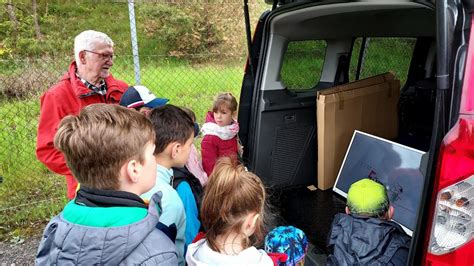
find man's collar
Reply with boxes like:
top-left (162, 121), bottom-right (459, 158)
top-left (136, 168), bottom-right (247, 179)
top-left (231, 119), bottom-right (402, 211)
top-left (67, 61), bottom-right (108, 98)
top-left (75, 70), bottom-right (107, 97)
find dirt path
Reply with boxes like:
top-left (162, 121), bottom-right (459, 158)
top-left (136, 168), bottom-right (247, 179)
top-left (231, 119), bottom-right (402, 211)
top-left (0, 235), bottom-right (41, 264)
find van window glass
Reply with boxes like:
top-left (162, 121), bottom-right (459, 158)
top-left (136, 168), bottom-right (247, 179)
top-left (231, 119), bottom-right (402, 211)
top-left (280, 40), bottom-right (327, 90)
top-left (350, 38), bottom-right (416, 85)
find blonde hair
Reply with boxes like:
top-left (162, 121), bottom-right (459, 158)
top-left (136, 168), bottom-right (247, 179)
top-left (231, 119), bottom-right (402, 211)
top-left (201, 157), bottom-right (267, 252)
top-left (54, 104), bottom-right (155, 190)
top-left (212, 92), bottom-right (238, 113)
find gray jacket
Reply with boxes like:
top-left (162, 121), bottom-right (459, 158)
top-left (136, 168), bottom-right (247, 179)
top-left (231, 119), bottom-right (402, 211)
top-left (36, 193), bottom-right (178, 265)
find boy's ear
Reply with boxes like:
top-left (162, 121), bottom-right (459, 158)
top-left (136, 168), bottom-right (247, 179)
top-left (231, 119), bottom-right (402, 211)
top-left (387, 205), bottom-right (394, 220)
top-left (126, 159), bottom-right (141, 183)
top-left (345, 206), bottom-right (350, 214)
top-left (170, 142), bottom-right (181, 159)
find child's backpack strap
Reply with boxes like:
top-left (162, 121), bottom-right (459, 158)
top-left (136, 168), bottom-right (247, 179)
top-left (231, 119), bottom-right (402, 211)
top-left (172, 167), bottom-right (205, 231)
top-left (156, 222), bottom-right (177, 243)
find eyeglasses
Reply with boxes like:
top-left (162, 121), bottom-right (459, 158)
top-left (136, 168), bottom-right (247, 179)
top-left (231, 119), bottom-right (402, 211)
top-left (84, 50), bottom-right (114, 61)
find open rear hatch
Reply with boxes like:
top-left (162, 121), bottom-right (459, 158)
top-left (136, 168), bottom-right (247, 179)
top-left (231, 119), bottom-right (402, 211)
top-left (240, 0), bottom-right (443, 264)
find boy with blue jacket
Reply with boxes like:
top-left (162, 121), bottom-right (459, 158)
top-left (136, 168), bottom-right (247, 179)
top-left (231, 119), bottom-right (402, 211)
top-left (142, 104), bottom-right (201, 265)
top-left (35, 104), bottom-right (178, 265)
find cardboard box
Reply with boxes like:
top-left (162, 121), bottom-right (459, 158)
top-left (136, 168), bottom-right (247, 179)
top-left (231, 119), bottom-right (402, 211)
top-left (317, 72), bottom-right (395, 97)
top-left (316, 77), bottom-right (400, 190)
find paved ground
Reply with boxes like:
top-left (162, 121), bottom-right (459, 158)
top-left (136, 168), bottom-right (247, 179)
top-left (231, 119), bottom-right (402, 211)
top-left (0, 235), bottom-right (40, 264)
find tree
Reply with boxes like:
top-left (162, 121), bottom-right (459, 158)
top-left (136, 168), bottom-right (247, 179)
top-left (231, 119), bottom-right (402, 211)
top-left (6, 0), bottom-right (19, 46)
top-left (32, 0), bottom-right (43, 40)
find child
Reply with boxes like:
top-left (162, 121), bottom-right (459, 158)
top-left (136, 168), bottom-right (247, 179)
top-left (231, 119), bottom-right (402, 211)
top-left (141, 104), bottom-right (201, 265)
top-left (265, 225), bottom-right (309, 266)
top-left (182, 107), bottom-right (208, 186)
top-left (36, 104), bottom-right (178, 265)
top-left (119, 85), bottom-right (169, 116)
top-left (186, 157), bottom-right (273, 266)
top-left (327, 178), bottom-right (410, 265)
top-left (201, 92), bottom-right (241, 176)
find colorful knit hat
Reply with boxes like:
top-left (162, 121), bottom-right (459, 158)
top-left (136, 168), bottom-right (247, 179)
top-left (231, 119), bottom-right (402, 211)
top-left (264, 226), bottom-right (308, 266)
top-left (347, 178), bottom-right (389, 217)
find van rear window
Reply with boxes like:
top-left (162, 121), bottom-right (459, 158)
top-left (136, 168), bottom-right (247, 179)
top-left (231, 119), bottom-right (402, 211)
top-left (280, 40), bottom-right (327, 90)
top-left (350, 38), bottom-right (416, 85)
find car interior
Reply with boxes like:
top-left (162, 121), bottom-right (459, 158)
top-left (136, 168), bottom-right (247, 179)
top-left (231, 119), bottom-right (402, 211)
top-left (240, 1), bottom-right (439, 261)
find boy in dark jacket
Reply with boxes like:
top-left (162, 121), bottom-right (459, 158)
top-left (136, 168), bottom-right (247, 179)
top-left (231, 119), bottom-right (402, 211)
top-left (327, 178), bottom-right (411, 266)
top-left (36, 104), bottom-right (178, 265)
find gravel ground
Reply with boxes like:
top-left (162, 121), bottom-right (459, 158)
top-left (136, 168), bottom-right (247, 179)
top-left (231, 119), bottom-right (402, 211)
top-left (0, 234), bottom-right (327, 265)
top-left (0, 234), bottom-right (41, 265)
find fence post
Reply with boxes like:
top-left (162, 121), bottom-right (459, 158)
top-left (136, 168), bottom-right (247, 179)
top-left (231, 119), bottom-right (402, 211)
top-left (128, 0), bottom-right (141, 85)
top-left (355, 37), bottom-right (370, 80)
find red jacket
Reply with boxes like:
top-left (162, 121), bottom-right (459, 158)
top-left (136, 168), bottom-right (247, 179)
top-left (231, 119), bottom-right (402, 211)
top-left (201, 112), bottom-right (238, 176)
top-left (36, 61), bottom-right (128, 199)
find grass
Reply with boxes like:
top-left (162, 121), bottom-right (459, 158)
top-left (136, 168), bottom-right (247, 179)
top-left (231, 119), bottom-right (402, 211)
top-left (350, 38), bottom-right (416, 86)
top-left (280, 38), bottom-right (415, 91)
top-left (0, 172), bottom-right (67, 240)
top-left (0, 98), bottom-right (68, 239)
top-left (280, 40), bottom-right (327, 90)
top-left (112, 57), bottom-right (244, 124)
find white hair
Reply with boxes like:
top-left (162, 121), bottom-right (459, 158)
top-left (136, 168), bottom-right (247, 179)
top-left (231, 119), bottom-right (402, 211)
top-left (74, 30), bottom-right (114, 62)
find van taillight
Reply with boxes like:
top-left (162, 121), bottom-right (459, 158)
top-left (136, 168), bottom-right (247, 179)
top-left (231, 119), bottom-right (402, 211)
top-left (426, 117), bottom-right (474, 265)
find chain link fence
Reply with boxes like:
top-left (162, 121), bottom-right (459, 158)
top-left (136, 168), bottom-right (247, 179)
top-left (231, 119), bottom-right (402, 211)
top-left (0, 53), bottom-right (246, 179)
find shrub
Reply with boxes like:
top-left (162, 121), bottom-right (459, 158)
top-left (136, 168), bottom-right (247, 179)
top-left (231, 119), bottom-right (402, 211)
top-left (0, 57), bottom-right (68, 100)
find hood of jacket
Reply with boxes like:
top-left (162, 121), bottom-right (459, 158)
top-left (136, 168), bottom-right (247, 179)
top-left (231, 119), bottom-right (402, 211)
top-left (36, 193), bottom-right (177, 265)
top-left (327, 213), bottom-right (410, 265)
top-left (205, 111), bottom-right (216, 123)
top-left (186, 239), bottom-right (273, 266)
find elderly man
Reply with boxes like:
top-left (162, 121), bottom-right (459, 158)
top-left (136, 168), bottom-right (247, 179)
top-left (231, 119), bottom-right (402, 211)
top-left (36, 30), bottom-right (128, 199)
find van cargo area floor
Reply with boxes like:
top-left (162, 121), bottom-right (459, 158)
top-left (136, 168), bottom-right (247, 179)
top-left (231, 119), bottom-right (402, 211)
top-left (270, 186), bottom-right (346, 255)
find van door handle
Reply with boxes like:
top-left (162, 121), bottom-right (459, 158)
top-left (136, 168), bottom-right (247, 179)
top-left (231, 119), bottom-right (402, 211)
top-left (284, 115), bottom-right (296, 123)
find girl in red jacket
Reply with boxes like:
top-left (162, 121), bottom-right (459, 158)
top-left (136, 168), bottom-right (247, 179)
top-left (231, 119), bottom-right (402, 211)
top-left (201, 92), bottom-right (242, 176)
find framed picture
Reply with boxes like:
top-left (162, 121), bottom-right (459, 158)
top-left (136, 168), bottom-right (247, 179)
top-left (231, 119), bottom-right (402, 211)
top-left (333, 130), bottom-right (427, 236)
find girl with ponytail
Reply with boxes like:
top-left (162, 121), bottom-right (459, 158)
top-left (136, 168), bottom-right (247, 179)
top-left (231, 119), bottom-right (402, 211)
top-left (186, 157), bottom-right (273, 266)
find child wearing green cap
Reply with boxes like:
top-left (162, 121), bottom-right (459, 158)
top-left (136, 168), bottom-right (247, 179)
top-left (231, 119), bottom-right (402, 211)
top-left (327, 178), bottom-right (411, 265)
